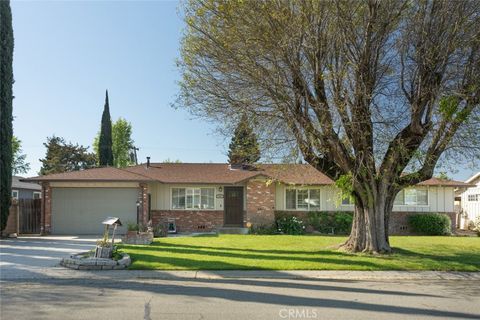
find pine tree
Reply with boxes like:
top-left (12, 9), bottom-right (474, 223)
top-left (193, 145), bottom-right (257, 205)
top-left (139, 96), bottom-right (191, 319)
top-left (98, 90), bottom-right (113, 166)
top-left (227, 114), bottom-right (260, 165)
top-left (0, 0), bottom-right (14, 233)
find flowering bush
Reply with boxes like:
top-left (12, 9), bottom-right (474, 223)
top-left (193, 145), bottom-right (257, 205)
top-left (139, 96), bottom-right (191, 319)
top-left (276, 216), bottom-right (306, 235)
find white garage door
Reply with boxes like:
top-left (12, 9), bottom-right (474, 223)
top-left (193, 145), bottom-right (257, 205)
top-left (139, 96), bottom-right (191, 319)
top-left (51, 188), bottom-right (139, 235)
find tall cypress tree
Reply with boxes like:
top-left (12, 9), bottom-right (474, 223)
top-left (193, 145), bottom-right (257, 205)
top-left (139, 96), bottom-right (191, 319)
top-left (227, 114), bottom-right (260, 165)
top-left (0, 0), bottom-right (14, 233)
top-left (98, 90), bottom-right (113, 166)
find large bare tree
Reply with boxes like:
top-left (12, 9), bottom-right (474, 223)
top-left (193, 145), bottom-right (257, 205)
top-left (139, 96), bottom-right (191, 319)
top-left (177, 0), bottom-right (480, 253)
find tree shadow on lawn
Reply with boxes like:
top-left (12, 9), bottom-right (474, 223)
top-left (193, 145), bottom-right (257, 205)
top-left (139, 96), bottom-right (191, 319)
top-left (128, 250), bottom-right (388, 270)
top-left (124, 240), bottom-right (349, 256)
top-left (122, 240), bottom-right (480, 271)
top-left (392, 248), bottom-right (480, 270)
top-left (6, 277), bottom-right (478, 319)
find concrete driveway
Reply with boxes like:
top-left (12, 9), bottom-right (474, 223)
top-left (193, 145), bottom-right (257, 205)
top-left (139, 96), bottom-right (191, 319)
top-left (0, 236), bottom-right (99, 280)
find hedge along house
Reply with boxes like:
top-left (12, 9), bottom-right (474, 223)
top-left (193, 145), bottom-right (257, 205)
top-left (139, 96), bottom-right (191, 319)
top-left (24, 162), bottom-right (472, 235)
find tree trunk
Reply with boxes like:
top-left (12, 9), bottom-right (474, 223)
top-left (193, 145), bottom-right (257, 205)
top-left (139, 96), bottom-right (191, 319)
top-left (340, 189), bottom-right (393, 253)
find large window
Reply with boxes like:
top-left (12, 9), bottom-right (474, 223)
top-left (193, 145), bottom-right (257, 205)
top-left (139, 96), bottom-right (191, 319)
top-left (286, 188), bottom-right (320, 210)
top-left (468, 194), bottom-right (479, 202)
top-left (172, 187), bottom-right (215, 210)
top-left (394, 188), bottom-right (428, 206)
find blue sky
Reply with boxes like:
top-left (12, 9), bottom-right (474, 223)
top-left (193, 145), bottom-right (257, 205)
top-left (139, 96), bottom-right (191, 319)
top-left (10, 1), bottom-right (478, 181)
top-left (12, 0), bottom-right (228, 177)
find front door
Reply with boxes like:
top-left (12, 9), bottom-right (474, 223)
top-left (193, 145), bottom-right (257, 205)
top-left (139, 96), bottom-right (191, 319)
top-left (224, 187), bottom-right (244, 227)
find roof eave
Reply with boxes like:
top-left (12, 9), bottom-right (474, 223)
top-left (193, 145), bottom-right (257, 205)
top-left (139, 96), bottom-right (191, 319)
top-left (20, 178), bottom-right (153, 183)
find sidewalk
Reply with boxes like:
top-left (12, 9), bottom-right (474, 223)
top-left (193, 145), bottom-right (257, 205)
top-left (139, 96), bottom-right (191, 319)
top-left (2, 267), bottom-right (480, 281)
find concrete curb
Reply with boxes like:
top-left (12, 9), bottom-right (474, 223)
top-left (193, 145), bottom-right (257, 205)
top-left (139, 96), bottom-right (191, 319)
top-left (2, 268), bottom-right (480, 281)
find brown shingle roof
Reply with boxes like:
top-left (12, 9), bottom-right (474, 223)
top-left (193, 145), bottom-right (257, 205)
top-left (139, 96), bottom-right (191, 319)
top-left (257, 164), bottom-right (334, 185)
top-left (25, 166), bottom-right (154, 182)
top-left (23, 163), bottom-right (473, 187)
top-left (417, 177), bottom-right (475, 188)
top-left (124, 163), bottom-right (262, 184)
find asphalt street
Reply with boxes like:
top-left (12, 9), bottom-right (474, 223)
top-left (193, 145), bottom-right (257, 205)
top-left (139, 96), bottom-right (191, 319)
top-left (1, 277), bottom-right (480, 320)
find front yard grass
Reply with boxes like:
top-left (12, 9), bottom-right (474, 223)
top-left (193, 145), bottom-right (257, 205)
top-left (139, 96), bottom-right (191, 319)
top-left (118, 235), bottom-right (480, 271)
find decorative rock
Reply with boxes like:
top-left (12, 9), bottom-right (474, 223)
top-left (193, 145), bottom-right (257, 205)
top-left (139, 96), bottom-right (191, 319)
top-left (60, 253), bottom-right (131, 271)
top-left (123, 231), bottom-right (154, 245)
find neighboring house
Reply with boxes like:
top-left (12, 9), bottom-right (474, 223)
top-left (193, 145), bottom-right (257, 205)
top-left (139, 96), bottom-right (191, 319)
top-left (11, 176), bottom-right (42, 200)
top-left (24, 162), bottom-right (471, 235)
top-left (457, 172), bottom-right (480, 228)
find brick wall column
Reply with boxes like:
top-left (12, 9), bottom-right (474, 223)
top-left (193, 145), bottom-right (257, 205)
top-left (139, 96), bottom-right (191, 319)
top-left (138, 183), bottom-right (149, 225)
top-left (41, 182), bottom-right (52, 235)
top-left (246, 179), bottom-right (276, 226)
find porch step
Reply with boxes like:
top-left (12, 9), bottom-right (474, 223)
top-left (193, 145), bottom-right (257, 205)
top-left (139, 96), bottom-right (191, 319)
top-left (218, 227), bottom-right (249, 235)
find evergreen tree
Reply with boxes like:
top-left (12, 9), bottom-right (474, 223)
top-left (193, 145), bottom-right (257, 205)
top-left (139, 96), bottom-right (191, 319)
top-left (98, 90), bottom-right (113, 166)
top-left (0, 0), bottom-right (14, 233)
top-left (39, 136), bottom-right (96, 175)
top-left (227, 114), bottom-right (260, 165)
top-left (93, 117), bottom-right (135, 168)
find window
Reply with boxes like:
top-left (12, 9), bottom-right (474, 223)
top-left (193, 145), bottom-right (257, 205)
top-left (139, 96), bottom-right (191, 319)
top-left (309, 189), bottom-right (320, 210)
top-left (172, 188), bottom-right (185, 209)
top-left (286, 189), bottom-right (296, 209)
top-left (11, 190), bottom-right (18, 200)
top-left (33, 192), bottom-right (41, 199)
top-left (286, 188), bottom-right (321, 210)
top-left (201, 188), bottom-right (215, 209)
top-left (394, 188), bottom-right (428, 206)
top-left (172, 188), bottom-right (215, 210)
top-left (297, 190), bottom-right (309, 210)
top-left (468, 194), bottom-right (479, 202)
top-left (341, 196), bottom-right (353, 205)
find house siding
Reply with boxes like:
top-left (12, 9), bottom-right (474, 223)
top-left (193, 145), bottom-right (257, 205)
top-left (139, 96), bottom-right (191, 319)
top-left (275, 184), bottom-right (456, 213)
top-left (459, 176), bottom-right (480, 224)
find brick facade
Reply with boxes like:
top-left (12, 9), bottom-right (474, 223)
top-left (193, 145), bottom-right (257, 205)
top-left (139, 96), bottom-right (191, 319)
top-left (275, 210), bottom-right (457, 235)
top-left (245, 179), bottom-right (276, 226)
top-left (2, 202), bottom-right (19, 235)
top-left (151, 210), bottom-right (224, 233)
top-left (41, 182), bottom-right (52, 234)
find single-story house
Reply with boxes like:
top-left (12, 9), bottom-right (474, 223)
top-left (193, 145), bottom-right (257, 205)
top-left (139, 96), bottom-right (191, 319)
top-left (12, 176), bottom-right (42, 200)
top-left (456, 172), bottom-right (480, 229)
top-left (24, 162), bottom-right (472, 235)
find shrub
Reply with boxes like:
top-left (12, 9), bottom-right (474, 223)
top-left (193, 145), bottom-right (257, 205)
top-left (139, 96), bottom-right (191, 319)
top-left (153, 223), bottom-right (167, 237)
top-left (474, 216), bottom-right (480, 237)
top-left (276, 216), bottom-right (305, 235)
top-left (248, 224), bottom-right (278, 235)
top-left (408, 213), bottom-right (451, 235)
top-left (307, 211), bottom-right (353, 234)
top-left (126, 221), bottom-right (139, 232)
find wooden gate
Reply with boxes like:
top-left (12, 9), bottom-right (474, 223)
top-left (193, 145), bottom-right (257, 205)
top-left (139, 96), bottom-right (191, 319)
top-left (19, 199), bottom-right (41, 234)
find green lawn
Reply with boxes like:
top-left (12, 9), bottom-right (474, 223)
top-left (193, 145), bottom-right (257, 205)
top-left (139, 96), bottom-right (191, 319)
top-left (118, 235), bottom-right (480, 271)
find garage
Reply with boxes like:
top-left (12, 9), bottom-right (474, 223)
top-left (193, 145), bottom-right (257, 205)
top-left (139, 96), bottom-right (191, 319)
top-left (51, 187), bottom-right (139, 235)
